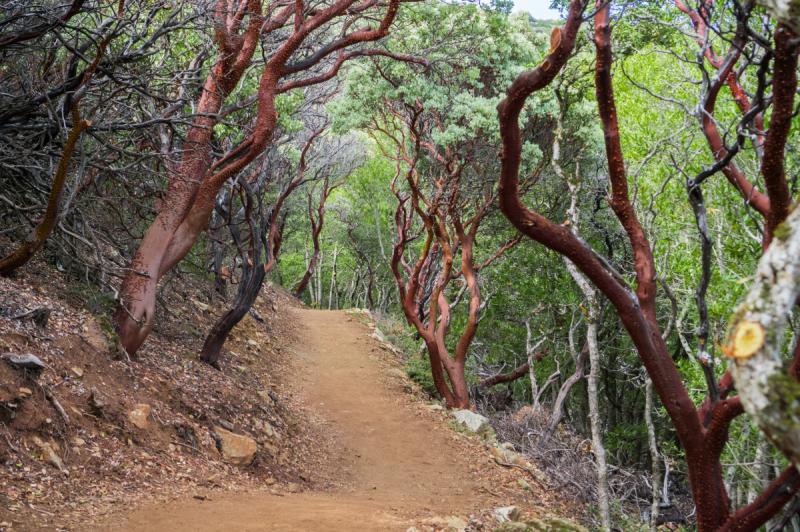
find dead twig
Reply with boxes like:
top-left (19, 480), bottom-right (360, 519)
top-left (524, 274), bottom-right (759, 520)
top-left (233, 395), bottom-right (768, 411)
top-left (43, 385), bottom-right (70, 425)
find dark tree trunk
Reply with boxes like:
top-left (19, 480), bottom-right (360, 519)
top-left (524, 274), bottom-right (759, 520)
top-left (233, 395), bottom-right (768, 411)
top-left (199, 261), bottom-right (266, 366)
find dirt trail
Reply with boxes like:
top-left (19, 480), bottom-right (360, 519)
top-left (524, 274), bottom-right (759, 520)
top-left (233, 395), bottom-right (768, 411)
top-left (112, 308), bottom-right (500, 531)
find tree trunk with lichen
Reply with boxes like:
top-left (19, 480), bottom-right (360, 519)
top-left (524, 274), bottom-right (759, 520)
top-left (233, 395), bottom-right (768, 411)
top-left (727, 204), bottom-right (800, 469)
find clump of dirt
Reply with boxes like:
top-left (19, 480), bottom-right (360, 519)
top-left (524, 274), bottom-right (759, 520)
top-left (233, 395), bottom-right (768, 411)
top-left (0, 260), bottom-right (334, 530)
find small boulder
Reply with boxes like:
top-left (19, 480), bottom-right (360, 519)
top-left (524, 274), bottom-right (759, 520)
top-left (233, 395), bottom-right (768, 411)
top-left (3, 353), bottom-right (45, 374)
top-left (71, 366), bottom-right (84, 378)
top-left (452, 409), bottom-right (491, 433)
top-left (128, 404), bottom-right (152, 430)
top-left (494, 506), bottom-right (522, 523)
top-left (213, 426), bottom-right (257, 466)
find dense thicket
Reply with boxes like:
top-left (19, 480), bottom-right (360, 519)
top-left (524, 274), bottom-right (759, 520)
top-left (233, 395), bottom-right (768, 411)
top-left (2, 0), bottom-right (800, 529)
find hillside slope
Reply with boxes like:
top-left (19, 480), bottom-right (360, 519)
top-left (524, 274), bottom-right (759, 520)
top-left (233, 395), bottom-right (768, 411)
top-left (0, 265), bottom-right (582, 531)
top-left (0, 265), bottom-right (334, 530)
top-left (102, 308), bottom-right (578, 531)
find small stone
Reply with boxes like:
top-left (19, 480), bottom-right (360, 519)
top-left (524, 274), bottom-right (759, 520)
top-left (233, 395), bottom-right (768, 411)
top-left (128, 404), bottom-right (152, 430)
top-left (452, 410), bottom-right (491, 434)
top-left (192, 299), bottom-right (210, 311)
top-left (371, 328), bottom-right (388, 343)
top-left (31, 436), bottom-right (65, 472)
top-left (71, 366), bottom-right (84, 378)
top-left (213, 426), bottom-right (257, 466)
top-left (262, 422), bottom-right (277, 439)
top-left (494, 506), bottom-right (522, 523)
top-left (447, 517), bottom-right (468, 531)
top-left (426, 516), bottom-right (467, 531)
top-left (71, 437), bottom-right (86, 447)
top-left (3, 353), bottom-right (45, 373)
top-left (425, 403), bottom-right (444, 412)
top-left (490, 445), bottom-right (532, 469)
top-left (247, 339), bottom-right (258, 347)
top-left (88, 389), bottom-right (106, 416)
top-left (17, 387), bottom-right (32, 398)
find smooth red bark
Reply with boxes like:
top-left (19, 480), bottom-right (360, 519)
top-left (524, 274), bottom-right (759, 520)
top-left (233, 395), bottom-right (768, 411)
top-left (115, 0), bottom-right (402, 355)
top-left (496, 0), bottom-right (800, 528)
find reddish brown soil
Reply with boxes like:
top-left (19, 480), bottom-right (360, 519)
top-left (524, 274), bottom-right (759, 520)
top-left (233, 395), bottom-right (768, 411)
top-left (101, 309), bottom-right (562, 531)
top-left (0, 263), bottom-right (571, 531)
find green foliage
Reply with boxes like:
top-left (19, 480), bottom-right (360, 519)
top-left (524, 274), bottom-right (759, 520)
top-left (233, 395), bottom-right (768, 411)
top-left (405, 355), bottom-right (438, 397)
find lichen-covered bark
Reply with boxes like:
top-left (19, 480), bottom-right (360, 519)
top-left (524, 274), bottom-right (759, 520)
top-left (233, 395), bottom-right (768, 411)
top-left (729, 204), bottom-right (800, 469)
top-left (757, 0), bottom-right (800, 33)
top-left (557, 115), bottom-right (611, 530)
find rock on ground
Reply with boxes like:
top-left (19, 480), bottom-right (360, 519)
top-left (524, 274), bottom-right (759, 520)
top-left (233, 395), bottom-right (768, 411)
top-left (451, 409), bottom-right (491, 434)
top-left (128, 404), bottom-right (152, 430)
top-left (494, 506), bottom-right (522, 523)
top-left (213, 426), bottom-right (257, 466)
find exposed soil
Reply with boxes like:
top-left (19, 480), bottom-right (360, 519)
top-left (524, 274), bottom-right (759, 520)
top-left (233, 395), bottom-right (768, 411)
top-left (0, 264), bottom-right (335, 531)
top-left (99, 308), bottom-right (569, 531)
top-left (0, 262), bottom-right (577, 531)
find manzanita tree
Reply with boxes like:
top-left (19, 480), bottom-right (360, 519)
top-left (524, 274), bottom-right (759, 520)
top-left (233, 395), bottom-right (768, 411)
top-left (385, 102), bottom-right (521, 408)
top-left (114, 0), bottom-right (413, 355)
top-left (496, 0), bottom-right (800, 529)
top-left (333, 2), bottom-right (545, 407)
top-left (200, 123), bottom-right (325, 365)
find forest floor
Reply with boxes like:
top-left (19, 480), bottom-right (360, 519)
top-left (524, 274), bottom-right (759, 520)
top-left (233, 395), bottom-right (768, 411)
top-left (99, 308), bottom-right (577, 531)
top-left (0, 260), bottom-right (583, 531)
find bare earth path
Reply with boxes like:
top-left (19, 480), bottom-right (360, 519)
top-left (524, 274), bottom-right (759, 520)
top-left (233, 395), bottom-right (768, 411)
top-left (112, 308), bottom-right (510, 531)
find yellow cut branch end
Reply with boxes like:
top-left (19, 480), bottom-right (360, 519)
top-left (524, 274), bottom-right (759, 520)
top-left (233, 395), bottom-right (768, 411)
top-left (724, 320), bottom-right (765, 360)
